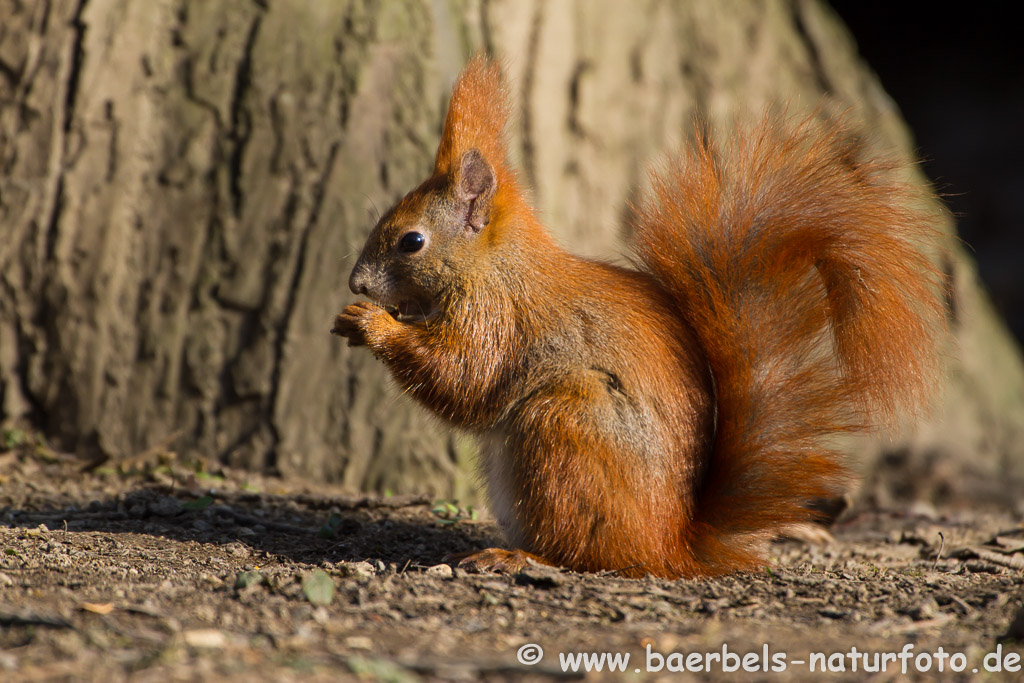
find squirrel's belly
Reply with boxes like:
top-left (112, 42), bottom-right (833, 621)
top-left (478, 429), bottom-right (526, 548)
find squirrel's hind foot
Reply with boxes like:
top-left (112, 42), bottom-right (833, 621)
top-left (445, 548), bottom-right (553, 574)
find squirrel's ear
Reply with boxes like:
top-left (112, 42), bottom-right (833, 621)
top-left (455, 149), bottom-right (496, 234)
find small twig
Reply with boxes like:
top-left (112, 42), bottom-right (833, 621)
top-left (933, 531), bottom-right (945, 568)
top-left (949, 595), bottom-right (973, 615)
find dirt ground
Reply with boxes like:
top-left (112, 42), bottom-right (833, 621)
top-left (1, 442), bottom-right (1022, 682)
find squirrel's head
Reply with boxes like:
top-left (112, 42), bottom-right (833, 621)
top-left (348, 148), bottom-right (498, 322)
top-left (348, 55), bottom-right (517, 322)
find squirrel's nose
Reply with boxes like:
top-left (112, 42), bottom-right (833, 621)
top-left (349, 269), bottom-right (369, 296)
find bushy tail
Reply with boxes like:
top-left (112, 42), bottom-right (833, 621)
top-left (631, 114), bottom-right (947, 574)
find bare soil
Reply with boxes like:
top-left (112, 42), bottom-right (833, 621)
top-left (1, 445), bottom-right (1022, 682)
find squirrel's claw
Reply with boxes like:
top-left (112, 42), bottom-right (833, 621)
top-left (445, 548), bottom-right (551, 574)
top-left (331, 311), bottom-right (365, 346)
top-left (332, 301), bottom-right (389, 346)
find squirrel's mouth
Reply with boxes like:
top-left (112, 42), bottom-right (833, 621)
top-left (385, 300), bottom-right (435, 324)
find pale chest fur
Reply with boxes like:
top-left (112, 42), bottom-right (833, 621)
top-left (477, 429), bottom-right (526, 548)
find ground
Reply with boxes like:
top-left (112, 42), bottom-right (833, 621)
top-left (1, 445), bottom-right (1022, 682)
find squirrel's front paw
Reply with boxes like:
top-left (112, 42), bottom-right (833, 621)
top-left (331, 301), bottom-right (392, 347)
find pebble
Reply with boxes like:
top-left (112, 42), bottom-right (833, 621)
top-left (344, 635), bottom-right (374, 650)
top-left (338, 561), bottom-right (375, 578)
top-left (225, 543), bottom-right (249, 558)
top-left (425, 563), bottom-right (453, 579)
top-left (183, 629), bottom-right (227, 649)
top-left (0, 651), bottom-right (17, 671)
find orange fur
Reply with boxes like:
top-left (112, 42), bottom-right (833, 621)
top-left (630, 116), bottom-right (945, 575)
top-left (334, 57), bottom-right (947, 579)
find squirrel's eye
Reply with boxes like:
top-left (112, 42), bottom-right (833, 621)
top-left (397, 231), bottom-right (425, 254)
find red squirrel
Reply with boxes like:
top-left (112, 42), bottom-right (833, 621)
top-left (332, 56), bottom-right (945, 579)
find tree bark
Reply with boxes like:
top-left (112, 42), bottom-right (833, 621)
top-left (2, 0), bottom-right (1022, 503)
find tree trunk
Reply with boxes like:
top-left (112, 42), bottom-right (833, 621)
top-left (2, 0), bottom-right (1022, 503)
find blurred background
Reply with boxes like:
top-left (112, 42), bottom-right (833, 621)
top-left (833, 2), bottom-right (1024, 343)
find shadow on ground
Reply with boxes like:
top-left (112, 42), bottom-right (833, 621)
top-left (1, 448), bottom-right (1022, 680)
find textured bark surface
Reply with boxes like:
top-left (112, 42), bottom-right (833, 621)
top-left (2, 0), bottom-right (1022, 501)
top-left (0, 0), bottom-right (468, 494)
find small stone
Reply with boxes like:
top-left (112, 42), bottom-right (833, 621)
top-left (302, 569), bottom-right (335, 606)
top-left (344, 635), bottom-right (374, 650)
top-left (338, 561), bottom-right (375, 578)
top-left (425, 563), bottom-right (453, 579)
top-left (183, 629), bottom-right (227, 649)
top-left (0, 651), bottom-right (17, 671)
top-left (907, 501), bottom-right (938, 520)
top-left (225, 543), bottom-right (249, 558)
top-left (25, 524), bottom-right (48, 538)
top-left (235, 571), bottom-right (262, 589)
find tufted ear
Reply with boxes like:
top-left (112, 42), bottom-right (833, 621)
top-left (455, 149), bottom-right (497, 233)
top-left (434, 55), bottom-right (510, 179)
